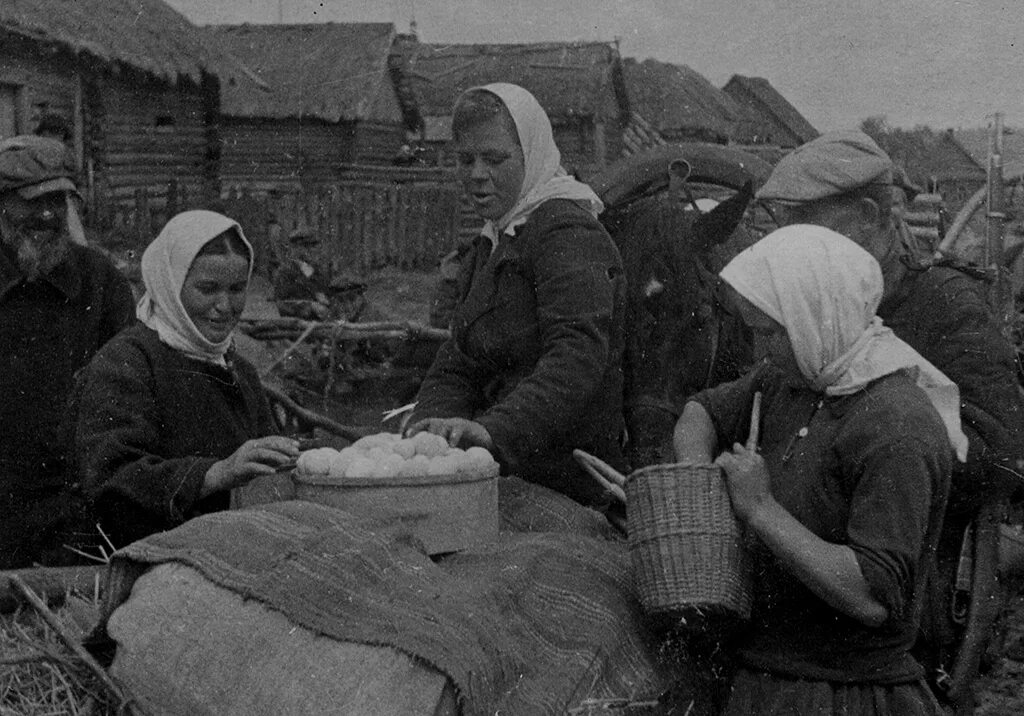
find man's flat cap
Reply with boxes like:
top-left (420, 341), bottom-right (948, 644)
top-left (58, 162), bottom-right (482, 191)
top-left (756, 130), bottom-right (894, 203)
top-left (0, 135), bottom-right (79, 200)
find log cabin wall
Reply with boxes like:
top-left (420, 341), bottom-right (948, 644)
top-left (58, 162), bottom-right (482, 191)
top-left (598, 81), bottom-right (625, 164)
top-left (220, 118), bottom-right (356, 191)
top-left (351, 120), bottom-right (406, 166)
top-left (552, 120), bottom-right (595, 179)
top-left (0, 36), bottom-right (80, 158)
top-left (95, 75), bottom-right (211, 208)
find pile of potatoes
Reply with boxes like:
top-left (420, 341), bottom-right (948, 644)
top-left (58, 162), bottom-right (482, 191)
top-left (295, 431), bottom-right (500, 480)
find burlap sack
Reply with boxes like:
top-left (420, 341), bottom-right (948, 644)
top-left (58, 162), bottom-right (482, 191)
top-left (108, 562), bottom-right (456, 716)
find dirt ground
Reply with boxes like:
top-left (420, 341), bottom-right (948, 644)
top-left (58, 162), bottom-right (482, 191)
top-left (975, 592), bottom-right (1024, 715)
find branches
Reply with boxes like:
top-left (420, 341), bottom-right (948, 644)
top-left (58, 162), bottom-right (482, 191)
top-left (240, 317), bottom-right (450, 344)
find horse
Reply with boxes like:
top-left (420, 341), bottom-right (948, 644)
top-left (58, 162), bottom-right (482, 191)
top-left (590, 144), bottom-right (774, 468)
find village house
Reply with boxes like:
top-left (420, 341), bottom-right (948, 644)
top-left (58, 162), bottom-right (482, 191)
top-left (0, 0), bottom-right (232, 216)
top-left (952, 127), bottom-right (1024, 171)
top-left (395, 39), bottom-right (629, 179)
top-left (622, 58), bottom-right (760, 145)
top-left (722, 74), bottom-right (818, 148)
top-left (868, 127), bottom-right (985, 212)
top-left (209, 22), bottom-right (420, 192)
top-left (951, 127), bottom-right (1024, 206)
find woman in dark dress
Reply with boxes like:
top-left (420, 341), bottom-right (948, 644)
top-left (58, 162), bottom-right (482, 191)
top-left (674, 225), bottom-right (965, 714)
top-left (407, 83), bottom-right (627, 508)
top-left (75, 210), bottom-right (298, 547)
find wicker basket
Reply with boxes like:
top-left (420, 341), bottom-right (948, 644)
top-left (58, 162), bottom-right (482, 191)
top-left (626, 462), bottom-right (753, 621)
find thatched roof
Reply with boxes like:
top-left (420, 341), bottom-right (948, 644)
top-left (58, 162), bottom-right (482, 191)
top-left (723, 75), bottom-right (818, 145)
top-left (622, 58), bottom-right (759, 143)
top-left (620, 111), bottom-right (666, 157)
top-left (395, 40), bottom-right (627, 124)
top-left (0, 0), bottom-right (229, 85)
top-left (872, 128), bottom-right (984, 185)
top-left (209, 22), bottom-right (407, 123)
top-left (952, 127), bottom-right (1024, 171)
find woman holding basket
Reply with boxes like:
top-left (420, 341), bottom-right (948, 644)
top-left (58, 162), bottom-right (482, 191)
top-left (674, 225), bottom-right (963, 714)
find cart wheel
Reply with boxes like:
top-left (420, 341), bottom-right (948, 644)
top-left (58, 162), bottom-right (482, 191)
top-left (944, 499), bottom-right (1011, 714)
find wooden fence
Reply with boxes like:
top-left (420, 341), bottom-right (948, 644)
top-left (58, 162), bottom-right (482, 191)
top-left (219, 181), bottom-right (462, 276)
top-left (85, 165), bottom-right (465, 276)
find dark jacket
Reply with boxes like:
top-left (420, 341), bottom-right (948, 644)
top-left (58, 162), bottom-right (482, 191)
top-left (74, 324), bottom-right (276, 547)
top-left (413, 199), bottom-right (627, 507)
top-left (879, 261), bottom-right (1024, 511)
top-left (694, 366), bottom-right (951, 685)
top-left (0, 243), bottom-right (133, 567)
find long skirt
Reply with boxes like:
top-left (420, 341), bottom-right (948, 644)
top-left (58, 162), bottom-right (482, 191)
top-left (722, 668), bottom-right (947, 716)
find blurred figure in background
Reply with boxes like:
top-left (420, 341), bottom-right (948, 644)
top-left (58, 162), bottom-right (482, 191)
top-left (273, 223), bottom-right (366, 321)
top-left (34, 112), bottom-right (72, 145)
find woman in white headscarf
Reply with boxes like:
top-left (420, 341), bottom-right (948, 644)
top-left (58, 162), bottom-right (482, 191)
top-left (673, 224), bottom-right (957, 715)
top-left (407, 83), bottom-right (627, 509)
top-left (75, 210), bottom-right (298, 547)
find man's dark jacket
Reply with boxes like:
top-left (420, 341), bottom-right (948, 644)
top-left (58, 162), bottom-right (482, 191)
top-left (0, 243), bottom-right (133, 567)
top-left (880, 260), bottom-right (1024, 511)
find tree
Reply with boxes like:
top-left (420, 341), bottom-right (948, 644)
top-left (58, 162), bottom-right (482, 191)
top-left (860, 115), bottom-right (891, 143)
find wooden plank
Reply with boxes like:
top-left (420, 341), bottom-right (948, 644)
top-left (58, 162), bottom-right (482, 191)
top-left (0, 565), bottom-right (106, 613)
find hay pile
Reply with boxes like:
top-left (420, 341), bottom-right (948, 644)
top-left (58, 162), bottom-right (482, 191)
top-left (0, 588), bottom-right (126, 715)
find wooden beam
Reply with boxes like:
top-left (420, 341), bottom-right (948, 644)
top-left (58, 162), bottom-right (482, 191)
top-left (0, 565), bottom-right (106, 614)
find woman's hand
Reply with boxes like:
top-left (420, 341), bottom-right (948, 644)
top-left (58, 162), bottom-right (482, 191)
top-left (405, 417), bottom-right (493, 450)
top-left (714, 442), bottom-right (773, 523)
top-left (716, 441), bottom-right (889, 627)
top-left (203, 436), bottom-right (300, 497)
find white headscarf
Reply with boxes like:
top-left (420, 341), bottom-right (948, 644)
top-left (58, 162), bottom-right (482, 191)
top-left (468, 83), bottom-right (604, 243)
top-left (137, 210), bottom-right (253, 366)
top-left (720, 224), bottom-right (968, 461)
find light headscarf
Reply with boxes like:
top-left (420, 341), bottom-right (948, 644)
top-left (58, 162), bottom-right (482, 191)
top-left (465, 83), bottom-right (604, 244)
top-left (137, 210), bottom-right (253, 366)
top-left (720, 224), bottom-right (968, 461)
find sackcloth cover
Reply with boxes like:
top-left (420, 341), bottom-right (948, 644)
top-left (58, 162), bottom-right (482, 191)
top-left (102, 477), bottom-right (672, 715)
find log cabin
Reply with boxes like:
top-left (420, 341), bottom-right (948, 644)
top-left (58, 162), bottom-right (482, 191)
top-left (394, 39), bottom-right (629, 180)
top-left (0, 0), bottom-right (234, 218)
top-left (722, 74), bottom-right (819, 149)
top-left (209, 22), bottom-right (420, 192)
top-left (622, 58), bottom-right (762, 145)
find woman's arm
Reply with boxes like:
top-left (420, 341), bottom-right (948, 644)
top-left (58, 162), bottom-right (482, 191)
top-left (716, 443), bottom-right (889, 627)
top-left (412, 240), bottom-right (491, 425)
top-left (412, 339), bottom-right (489, 422)
top-left (474, 209), bottom-right (620, 461)
top-left (76, 338), bottom-right (297, 538)
top-left (76, 341), bottom-right (215, 538)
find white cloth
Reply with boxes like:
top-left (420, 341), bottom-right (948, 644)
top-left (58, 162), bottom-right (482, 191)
top-left (469, 83), bottom-right (604, 246)
top-left (720, 224), bottom-right (968, 461)
top-left (137, 210), bottom-right (253, 366)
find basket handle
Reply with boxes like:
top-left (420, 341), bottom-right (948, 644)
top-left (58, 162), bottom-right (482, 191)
top-left (573, 449), bottom-right (627, 503)
top-left (747, 391), bottom-right (762, 450)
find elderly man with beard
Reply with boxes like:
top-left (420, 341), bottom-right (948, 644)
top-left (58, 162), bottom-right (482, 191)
top-left (0, 135), bottom-right (133, 568)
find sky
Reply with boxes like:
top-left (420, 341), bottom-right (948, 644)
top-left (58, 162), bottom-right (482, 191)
top-left (165, 0), bottom-right (1024, 132)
